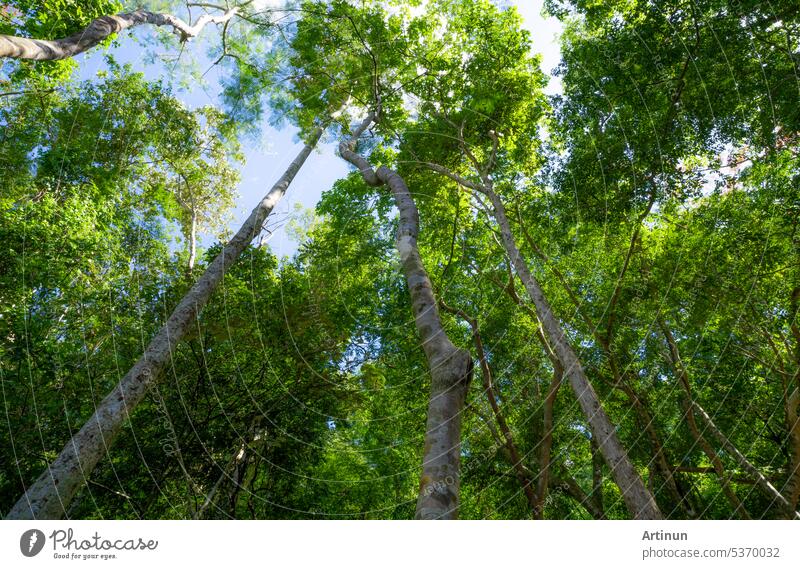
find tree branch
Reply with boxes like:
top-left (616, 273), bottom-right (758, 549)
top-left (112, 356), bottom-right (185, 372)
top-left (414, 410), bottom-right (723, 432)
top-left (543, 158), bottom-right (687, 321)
top-left (0, 8), bottom-right (238, 60)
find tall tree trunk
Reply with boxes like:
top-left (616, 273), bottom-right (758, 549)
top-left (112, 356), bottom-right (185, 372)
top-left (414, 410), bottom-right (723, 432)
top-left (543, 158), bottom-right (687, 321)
top-left (691, 401), bottom-right (800, 519)
top-left (550, 472), bottom-right (606, 519)
top-left (516, 210), bottom-right (687, 515)
top-left (188, 211), bottom-right (198, 273)
top-left (590, 435), bottom-right (605, 516)
top-left (0, 9), bottom-right (237, 60)
top-left (659, 320), bottom-right (750, 519)
top-left (785, 387), bottom-right (800, 515)
top-left (5, 129), bottom-right (322, 520)
top-left (339, 114), bottom-right (473, 519)
top-left (484, 188), bottom-right (661, 519)
top-left (536, 362), bottom-right (563, 518)
top-left (439, 301), bottom-right (539, 515)
top-left (422, 162), bottom-right (660, 518)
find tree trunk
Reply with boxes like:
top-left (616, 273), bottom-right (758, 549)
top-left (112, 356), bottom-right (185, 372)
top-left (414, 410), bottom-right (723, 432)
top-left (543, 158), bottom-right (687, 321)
top-left (691, 401), bottom-right (800, 519)
top-left (551, 472), bottom-right (606, 519)
top-left (484, 188), bottom-right (661, 519)
top-left (0, 8), bottom-right (236, 60)
top-left (536, 362), bottom-right (563, 518)
top-left (659, 320), bottom-right (750, 519)
top-left (590, 436), bottom-right (605, 516)
top-left (785, 387), bottom-right (800, 515)
top-left (188, 211), bottom-right (198, 273)
top-left (5, 129), bottom-right (322, 520)
top-left (517, 210), bottom-right (683, 516)
top-left (338, 115), bottom-right (473, 519)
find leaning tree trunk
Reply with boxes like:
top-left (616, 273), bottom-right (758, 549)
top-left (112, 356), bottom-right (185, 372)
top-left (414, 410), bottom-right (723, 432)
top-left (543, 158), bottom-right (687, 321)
top-left (439, 301), bottom-right (539, 515)
top-left (339, 114), bottom-right (473, 519)
top-left (550, 471), bottom-right (606, 520)
top-left (659, 320), bottom-right (750, 519)
top-left (421, 161), bottom-right (660, 518)
top-left (785, 387), bottom-right (800, 516)
top-left (6, 129), bottom-right (322, 520)
top-left (484, 188), bottom-right (662, 520)
top-left (691, 401), bottom-right (800, 519)
top-left (187, 210), bottom-right (198, 273)
top-left (0, 8), bottom-right (236, 60)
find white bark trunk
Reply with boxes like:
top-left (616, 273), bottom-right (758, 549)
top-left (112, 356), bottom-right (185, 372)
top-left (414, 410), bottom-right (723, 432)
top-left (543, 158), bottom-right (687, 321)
top-left (660, 320), bottom-right (750, 518)
top-left (339, 115), bottom-right (473, 519)
top-left (692, 401), bottom-right (800, 519)
top-left (188, 211), bottom-right (198, 273)
top-left (5, 129), bottom-right (321, 520)
top-left (0, 8), bottom-right (237, 60)
top-left (485, 188), bottom-right (662, 520)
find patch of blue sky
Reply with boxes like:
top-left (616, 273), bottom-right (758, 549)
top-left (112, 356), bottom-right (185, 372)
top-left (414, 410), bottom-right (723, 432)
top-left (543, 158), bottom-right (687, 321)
top-left (68, 1), bottom-right (562, 259)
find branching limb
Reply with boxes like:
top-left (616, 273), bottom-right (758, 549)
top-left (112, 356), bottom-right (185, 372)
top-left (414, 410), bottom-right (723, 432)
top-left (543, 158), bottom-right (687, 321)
top-left (0, 7), bottom-right (238, 60)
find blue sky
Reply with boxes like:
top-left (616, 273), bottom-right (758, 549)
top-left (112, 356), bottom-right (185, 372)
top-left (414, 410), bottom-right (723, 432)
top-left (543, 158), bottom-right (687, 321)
top-left (74, 1), bottom-right (563, 258)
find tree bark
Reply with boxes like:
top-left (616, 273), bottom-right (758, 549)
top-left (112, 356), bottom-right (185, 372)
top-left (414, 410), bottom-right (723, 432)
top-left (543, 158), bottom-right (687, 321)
top-left (0, 8), bottom-right (237, 60)
top-left (517, 210), bottom-right (687, 516)
top-left (422, 160), bottom-right (660, 518)
top-left (785, 387), bottom-right (800, 515)
top-left (439, 301), bottom-right (539, 515)
top-left (5, 129), bottom-right (322, 520)
top-left (484, 188), bottom-right (661, 519)
top-left (188, 210), bottom-right (198, 273)
top-left (691, 401), bottom-right (800, 519)
top-left (339, 114), bottom-right (473, 519)
top-left (659, 320), bottom-right (750, 519)
top-left (536, 362), bottom-right (563, 518)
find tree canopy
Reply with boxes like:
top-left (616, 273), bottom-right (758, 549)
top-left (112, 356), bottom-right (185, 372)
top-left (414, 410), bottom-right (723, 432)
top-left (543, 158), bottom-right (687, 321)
top-left (1, 0), bottom-right (798, 520)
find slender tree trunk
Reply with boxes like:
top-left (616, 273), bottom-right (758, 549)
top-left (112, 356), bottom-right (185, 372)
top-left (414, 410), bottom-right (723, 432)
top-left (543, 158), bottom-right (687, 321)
top-left (590, 436), bottom-right (605, 516)
top-left (484, 188), bottom-right (661, 519)
top-left (536, 362), bottom-right (563, 518)
top-left (439, 301), bottom-right (539, 515)
top-left (691, 401), bottom-right (800, 519)
top-left (550, 472), bottom-right (606, 519)
top-left (0, 9), bottom-right (237, 60)
top-left (339, 114), bottom-right (473, 519)
top-left (517, 211), bottom-right (685, 515)
top-left (784, 286), bottom-right (800, 514)
top-left (5, 129), bottom-right (322, 520)
top-left (422, 161), bottom-right (659, 518)
top-left (188, 211), bottom-right (198, 273)
top-left (682, 398), bottom-right (750, 519)
top-left (785, 387), bottom-right (800, 515)
top-left (659, 320), bottom-right (750, 519)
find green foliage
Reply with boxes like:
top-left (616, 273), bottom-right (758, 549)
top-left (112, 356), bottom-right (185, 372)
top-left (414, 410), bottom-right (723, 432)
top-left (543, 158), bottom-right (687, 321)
top-left (3, 0), bottom-right (799, 520)
top-left (1, 0), bottom-right (122, 83)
